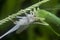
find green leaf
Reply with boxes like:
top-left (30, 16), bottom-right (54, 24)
top-left (36, 9), bottom-right (60, 36)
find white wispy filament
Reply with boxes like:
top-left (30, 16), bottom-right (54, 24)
top-left (0, 13), bottom-right (36, 39)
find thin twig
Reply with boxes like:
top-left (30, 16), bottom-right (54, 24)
top-left (0, 0), bottom-right (49, 25)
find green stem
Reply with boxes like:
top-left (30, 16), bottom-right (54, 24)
top-left (0, 0), bottom-right (49, 25)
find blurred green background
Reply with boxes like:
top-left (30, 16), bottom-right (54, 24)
top-left (0, 0), bottom-right (60, 40)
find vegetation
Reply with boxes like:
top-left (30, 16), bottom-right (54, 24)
top-left (0, 0), bottom-right (60, 40)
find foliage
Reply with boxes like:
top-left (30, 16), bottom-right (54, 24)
top-left (0, 0), bottom-right (60, 40)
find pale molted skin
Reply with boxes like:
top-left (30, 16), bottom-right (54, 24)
top-left (0, 13), bottom-right (35, 39)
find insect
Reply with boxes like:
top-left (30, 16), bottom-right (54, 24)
top-left (0, 7), bottom-right (49, 39)
top-left (0, 0), bottom-right (50, 39)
